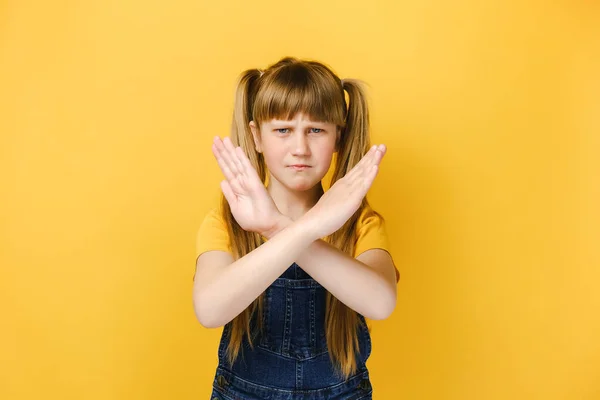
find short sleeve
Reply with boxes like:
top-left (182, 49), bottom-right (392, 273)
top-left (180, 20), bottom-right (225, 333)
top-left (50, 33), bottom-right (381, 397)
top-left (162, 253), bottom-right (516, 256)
top-left (195, 207), bottom-right (232, 260)
top-left (354, 206), bottom-right (400, 283)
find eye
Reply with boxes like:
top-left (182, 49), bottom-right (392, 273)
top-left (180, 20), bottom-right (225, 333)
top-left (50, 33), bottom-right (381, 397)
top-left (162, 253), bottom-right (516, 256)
top-left (276, 128), bottom-right (290, 134)
top-left (310, 128), bottom-right (324, 133)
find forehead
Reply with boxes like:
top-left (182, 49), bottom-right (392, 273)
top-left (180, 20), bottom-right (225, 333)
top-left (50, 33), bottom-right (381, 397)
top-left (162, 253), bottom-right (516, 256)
top-left (264, 113), bottom-right (332, 125)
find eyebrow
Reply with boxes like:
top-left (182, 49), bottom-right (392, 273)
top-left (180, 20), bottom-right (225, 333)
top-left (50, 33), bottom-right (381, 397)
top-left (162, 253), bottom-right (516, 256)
top-left (270, 120), bottom-right (328, 126)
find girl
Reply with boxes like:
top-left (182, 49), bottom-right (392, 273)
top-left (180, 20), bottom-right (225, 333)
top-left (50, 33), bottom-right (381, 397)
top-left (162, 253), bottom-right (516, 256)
top-left (193, 57), bottom-right (399, 399)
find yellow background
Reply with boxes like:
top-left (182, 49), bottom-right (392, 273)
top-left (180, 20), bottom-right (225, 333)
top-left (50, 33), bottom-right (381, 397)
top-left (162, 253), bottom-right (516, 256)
top-left (1, 1), bottom-right (598, 399)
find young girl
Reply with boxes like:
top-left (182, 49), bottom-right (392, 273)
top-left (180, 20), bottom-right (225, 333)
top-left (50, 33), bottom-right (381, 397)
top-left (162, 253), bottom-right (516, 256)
top-left (193, 57), bottom-right (400, 399)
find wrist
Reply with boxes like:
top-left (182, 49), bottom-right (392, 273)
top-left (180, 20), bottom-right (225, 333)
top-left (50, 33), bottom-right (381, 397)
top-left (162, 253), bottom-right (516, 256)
top-left (296, 213), bottom-right (322, 241)
top-left (262, 214), bottom-right (293, 240)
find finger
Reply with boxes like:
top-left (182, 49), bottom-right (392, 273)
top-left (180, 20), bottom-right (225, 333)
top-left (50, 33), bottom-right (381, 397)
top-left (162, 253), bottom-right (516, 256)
top-left (350, 145), bottom-right (385, 193)
top-left (345, 145), bottom-right (377, 182)
top-left (223, 137), bottom-right (245, 175)
top-left (215, 137), bottom-right (237, 175)
top-left (236, 146), bottom-right (262, 181)
top-left (213, 143), bottom-right (236, 181)
top-left (215, 136), bottom-right (241, 177)
top-left (213, 136), bottom-right (233, 169)
top-left (344, 145), bottom-right (375, 181)
top-left (373, 144), bottom-right (386, 166)
top-left (361, 145), bottom-right (385, 177)
top-left (364, 164), bottom-right (379, 190)
top-left (214, 139), bottom-right (244, 193)
top-left (354, 164), bottom-right (379, 197)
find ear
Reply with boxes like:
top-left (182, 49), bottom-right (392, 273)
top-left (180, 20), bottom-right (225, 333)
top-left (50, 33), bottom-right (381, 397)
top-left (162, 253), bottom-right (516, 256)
top-left (249, 121), bottom-right (262, 153)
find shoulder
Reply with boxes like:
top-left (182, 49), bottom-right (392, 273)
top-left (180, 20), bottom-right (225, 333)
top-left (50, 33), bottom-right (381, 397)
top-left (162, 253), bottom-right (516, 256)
top-left (204, 205), bottom-right (227, 225)
top-left (355, 203), bottom-right (387, 237)
top-left (354, 204), bottom-right (400, 283)
top-left (195, 202), bottom-right (232, 259)
top-left (197, 205), bottom-right (228, 234)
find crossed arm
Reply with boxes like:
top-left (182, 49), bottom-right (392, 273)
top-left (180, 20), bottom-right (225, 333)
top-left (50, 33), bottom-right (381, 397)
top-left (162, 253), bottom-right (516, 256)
top-left (263, 215), bottom-right (398, 320)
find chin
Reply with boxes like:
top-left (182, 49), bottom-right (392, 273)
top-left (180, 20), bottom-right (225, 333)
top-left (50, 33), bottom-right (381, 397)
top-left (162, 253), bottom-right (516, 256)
top-left (290, 183), bottom-right (315, 192)
top-left (284, 177), bottom-right (322, 192)
top-left (271, 169), bottom-right (325, 192)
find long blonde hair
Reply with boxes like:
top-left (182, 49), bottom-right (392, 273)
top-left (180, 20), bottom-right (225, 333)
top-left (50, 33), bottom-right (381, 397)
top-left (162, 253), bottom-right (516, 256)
top-left (221, 56), bottom-right (382, 378)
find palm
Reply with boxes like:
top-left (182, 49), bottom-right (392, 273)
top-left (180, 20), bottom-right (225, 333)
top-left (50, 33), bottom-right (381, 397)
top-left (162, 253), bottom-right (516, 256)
top-left (305, 144), bottom-right (386, 238)
top-left (211, 136), bottom-right (280, 234)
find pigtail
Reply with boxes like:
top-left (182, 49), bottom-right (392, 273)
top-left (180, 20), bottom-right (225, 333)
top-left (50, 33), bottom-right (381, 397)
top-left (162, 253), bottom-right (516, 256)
top-left (221, 68), bottom-right (267, 366)
top-left (230, 69), bottom-right (266, 185)
top-left (322, 78), bottom-right (375, 378)
top-left (331, 79), bottom-right (371, 184)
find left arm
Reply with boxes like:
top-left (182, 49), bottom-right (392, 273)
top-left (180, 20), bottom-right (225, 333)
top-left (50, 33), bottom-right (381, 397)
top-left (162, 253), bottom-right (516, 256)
top-left (266, 215), bottom-right (398, 320)
top-left (210, 136), bottom-right (396, 319)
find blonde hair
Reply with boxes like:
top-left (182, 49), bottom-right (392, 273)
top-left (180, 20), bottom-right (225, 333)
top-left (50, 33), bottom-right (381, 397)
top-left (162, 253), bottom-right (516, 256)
top-left (221, 56), bottom-right (382, 378)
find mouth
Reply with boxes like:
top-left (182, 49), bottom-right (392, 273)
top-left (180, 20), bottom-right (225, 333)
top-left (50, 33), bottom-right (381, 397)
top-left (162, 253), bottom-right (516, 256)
top-left (288, 165), bottom-right (311, 171)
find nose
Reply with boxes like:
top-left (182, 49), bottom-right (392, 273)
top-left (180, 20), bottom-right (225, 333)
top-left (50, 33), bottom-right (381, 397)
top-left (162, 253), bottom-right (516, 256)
top-left (291, 133), bottom-right (311, 157)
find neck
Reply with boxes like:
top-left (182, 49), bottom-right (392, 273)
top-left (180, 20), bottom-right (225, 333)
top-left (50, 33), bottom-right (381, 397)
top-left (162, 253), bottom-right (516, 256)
top-left (267, 178), bottom-right (324, 221)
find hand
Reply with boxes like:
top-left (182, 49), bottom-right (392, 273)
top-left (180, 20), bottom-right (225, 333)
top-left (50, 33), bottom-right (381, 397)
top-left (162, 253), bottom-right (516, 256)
top-left (211, 136), bottom-right (282, 237)
top-left (301, 144), bottom-right (387, 239)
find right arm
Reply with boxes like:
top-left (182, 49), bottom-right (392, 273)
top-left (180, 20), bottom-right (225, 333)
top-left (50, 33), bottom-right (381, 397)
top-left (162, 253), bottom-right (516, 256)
top-left (193, 136), bottom-right (385, 328)
top-left (192, 215), bottom-right (315, 329)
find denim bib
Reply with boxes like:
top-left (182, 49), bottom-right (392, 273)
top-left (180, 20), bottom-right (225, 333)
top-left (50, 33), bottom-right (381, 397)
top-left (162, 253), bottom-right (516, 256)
top-left (210, 262), bottom-right (373, 399)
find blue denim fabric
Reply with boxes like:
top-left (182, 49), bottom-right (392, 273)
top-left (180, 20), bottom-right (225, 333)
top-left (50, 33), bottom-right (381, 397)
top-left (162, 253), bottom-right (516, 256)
top-left (210, 263), bottom-right (373, 399)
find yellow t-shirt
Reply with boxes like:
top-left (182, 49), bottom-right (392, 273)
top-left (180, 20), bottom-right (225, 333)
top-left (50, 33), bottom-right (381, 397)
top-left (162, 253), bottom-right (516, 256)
top-left (194, 204), bottom-right (400, 283)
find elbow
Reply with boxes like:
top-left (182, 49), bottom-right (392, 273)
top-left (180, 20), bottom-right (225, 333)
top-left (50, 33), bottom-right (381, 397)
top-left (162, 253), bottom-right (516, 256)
top-left (195, 313), bottom-right (221, 329)
top-left (368, 293), bottom-right (397, 321)
top-left (193, 294), bottom-right (224, 329)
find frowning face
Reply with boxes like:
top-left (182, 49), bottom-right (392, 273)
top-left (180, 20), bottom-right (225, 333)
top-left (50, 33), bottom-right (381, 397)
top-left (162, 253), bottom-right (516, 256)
top-left (250, 113), bottom-right (339, 192)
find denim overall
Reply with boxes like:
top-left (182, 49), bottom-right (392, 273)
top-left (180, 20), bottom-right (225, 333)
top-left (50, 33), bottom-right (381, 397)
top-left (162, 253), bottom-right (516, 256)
top-left (210, 262), bottom-right (373, 400)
